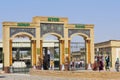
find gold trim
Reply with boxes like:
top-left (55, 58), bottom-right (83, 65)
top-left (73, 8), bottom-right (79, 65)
top-left (9, 40), bottom-right (12, 66)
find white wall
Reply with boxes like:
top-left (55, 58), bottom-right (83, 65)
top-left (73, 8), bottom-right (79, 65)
top-left (116, 48), bottom-right (120, 60)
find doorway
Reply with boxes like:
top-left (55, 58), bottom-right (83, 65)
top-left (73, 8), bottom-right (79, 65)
top-left (42, 35), bottom-right (60, 70)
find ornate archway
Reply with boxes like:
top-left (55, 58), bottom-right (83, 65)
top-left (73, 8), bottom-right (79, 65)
top-left (40, 32), bottom-right (64, 70)
top-left (69, 33), bottom-right (91, 70)
top-left (10, 33), bottom-right (37, 68)
top-left (67, 26), bottom-right (94, 68)
top-left (3, 24), bottom-right (36, 72)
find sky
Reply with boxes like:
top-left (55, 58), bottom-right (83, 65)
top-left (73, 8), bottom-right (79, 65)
top-left (0, 0), bottom-right (120, 43)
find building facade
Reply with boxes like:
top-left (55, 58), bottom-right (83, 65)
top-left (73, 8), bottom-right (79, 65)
top-left (2, 16), bottom-right (94, 72)
top-left (95, 40), bottom-right (120, 69)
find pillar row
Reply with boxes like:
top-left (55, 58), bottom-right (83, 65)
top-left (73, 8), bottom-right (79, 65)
top-left (32, 40), bottom-right (36, 66)
top-left (68, 40), bottom-right (71, 64)
top-left (9, 39), bottom-right (12, 66)
top-left (86, 40), bottom-right (91, 64)
top-left (60, 40), bottom-right (64, 65)
top-left (40, 40), bottom-right (43, 59)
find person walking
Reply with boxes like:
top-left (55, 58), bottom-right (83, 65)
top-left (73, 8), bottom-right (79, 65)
top-left (115, 58), bottom-right (119, 72)
top-left (99, 59), bottom-right (104, 71)
top-left (105, 56), bottom-right (110, 71)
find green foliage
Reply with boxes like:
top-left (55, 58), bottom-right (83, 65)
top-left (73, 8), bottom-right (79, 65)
top-left (54, 50), bottom-right (59, 58)
top-left (37, 48), bottom-right (40, 54)
top-left (0, 52), bottom-right (2, 60)
top-left (27, 51), bottom-right (31, 55)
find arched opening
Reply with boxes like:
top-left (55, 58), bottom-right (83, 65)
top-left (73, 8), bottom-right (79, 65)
top-left (70, 35), bottom-right (86, 70)
top-left (42, 34), bottom-right (60, 70)
top-left (10, 34), bottom-right (33, 73)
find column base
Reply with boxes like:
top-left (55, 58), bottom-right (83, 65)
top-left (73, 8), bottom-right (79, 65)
top-left (60, 64), bottom-right (65, 71)
top-left (64, 62), bottom-right (69, 71)
top-left (87, 63), bottom-right (92, 70)
top-left (60, 65), bottom-right (62, 70)
top-left (4, 66), bottom-right (10, 73)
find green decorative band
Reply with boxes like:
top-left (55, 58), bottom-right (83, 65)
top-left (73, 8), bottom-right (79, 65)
top-left (48, 17), bottom-right (59, 22)
top-left (75, 24), bottom-right (85, 28)
top-left (37, 48), bottom-right (40, 54)
top-left (17, 23), bottom-right (30, 26)
top-left (65, 48), bottom-right (68, 54)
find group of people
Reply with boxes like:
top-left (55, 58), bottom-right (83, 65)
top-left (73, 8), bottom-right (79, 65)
top-left (93, 56), bottom-right (110, 71)
top-left (93, 56), bottom-right (120, 72)
top-left (36, 55), bottom-right (120, 72)
top-left (70, 60), bottom-right (85, 70)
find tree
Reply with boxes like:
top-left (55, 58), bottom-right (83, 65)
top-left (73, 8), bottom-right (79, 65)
top-left (27, 51), bottom-right (31, 56)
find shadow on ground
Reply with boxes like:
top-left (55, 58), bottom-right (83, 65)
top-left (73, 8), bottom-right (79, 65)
top-left (0, 76), bottom-right (5, 78)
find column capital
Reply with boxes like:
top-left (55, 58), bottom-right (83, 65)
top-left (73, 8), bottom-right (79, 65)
top-left (86, 39), bottom-right (91, 42)
top-left (31, 40), bottom-right (36, 42)
top-left (68, 38), bottom-right (71, 40)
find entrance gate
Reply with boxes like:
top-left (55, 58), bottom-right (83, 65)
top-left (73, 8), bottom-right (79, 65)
top-left (2, 16), bottom-right (94, 73)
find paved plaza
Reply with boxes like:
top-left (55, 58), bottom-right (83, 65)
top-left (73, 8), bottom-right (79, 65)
top-left (0, 73), bottom-right (114, 80)
top-left (0, 70), bottom-right (120, 80)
